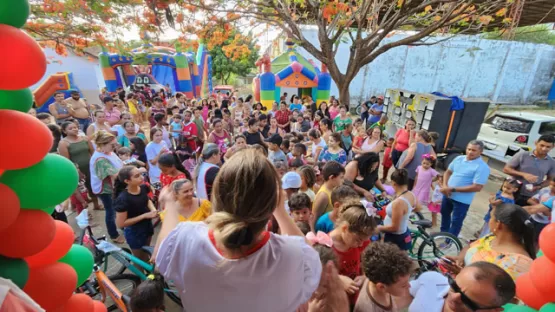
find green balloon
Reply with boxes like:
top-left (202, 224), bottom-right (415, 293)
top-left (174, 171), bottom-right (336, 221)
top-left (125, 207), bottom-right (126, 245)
top-left (0, 0), bottom-right (30, 28)
top-left (537, 249), bottom-right (544, 258)
top-left (541, 303), bottom-right (555, 312)
top-left (59, 244), bottom-right (94, 287)
top-left (0, 255), bottom-right (29, 289)
top-left (0, 154), bottom-right (78, 209)
top-left (503, 303), bottom-right (537, 312)
top-left (0, 89), bottom-right (33, 113)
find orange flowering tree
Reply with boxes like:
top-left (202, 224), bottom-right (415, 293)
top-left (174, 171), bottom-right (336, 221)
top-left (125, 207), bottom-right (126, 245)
top-left (26, 0), bottom-right (259, 77)
top-left (25, 0), bottom-right (146, 56)
top-left (177, 0), bottom-right (518, 104)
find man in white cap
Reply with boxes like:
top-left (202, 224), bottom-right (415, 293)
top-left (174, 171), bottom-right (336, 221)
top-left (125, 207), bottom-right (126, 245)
top-left (282, 171), bottom-right (302, 213)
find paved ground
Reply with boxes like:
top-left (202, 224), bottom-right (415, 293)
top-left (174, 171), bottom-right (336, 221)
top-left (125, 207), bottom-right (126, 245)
top-left (66, 168), bottom-right (505, 311)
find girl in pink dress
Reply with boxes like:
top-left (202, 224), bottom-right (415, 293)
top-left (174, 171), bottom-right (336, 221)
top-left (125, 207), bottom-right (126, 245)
top-left (412, 154), bottom-right (438, 221)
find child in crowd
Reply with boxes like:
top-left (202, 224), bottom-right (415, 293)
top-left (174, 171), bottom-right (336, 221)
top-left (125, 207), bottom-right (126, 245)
top-left (282, 171), bottom-right (302, 213)
top-left (479, 177), bottom-right (520, 238)
top-left (312, 161), bottom-right (346, 224)
top-left (289, 143), bottom-right (307, 166)
top-left (170, 114), bottom-right (183, 147)
top-left (329, 200), bottom-right (379, 302)
top-left (354, 242), bottom-right (413, 312)
top-left (290, 158), bottom-right (305, 170)
top-left (130, 137), bottom-right (148, 166)
top-left (158, 153), bottom-right (192, 188)
top-left (428, 175), bottom-right (444, 227)
top-left (181, 110), bottom-right (198, 152)
top-left (412, 154), bottom-right (438, 218)
top-left (289, 192), bottom-right (313, 223)
top-left (129, 273), bottom-right (165, 312)
top-left (315, 185), bottom-right (359, 233)
top-left (382, 137), bottom-right (394, 182)
top-left (281, 139), bottom-right (291, 156)
top-left (298, 165), bottom-right (317, 201)
top-left (267, 134), bottom-right (287, 165)
top-left (113, 166), bottom-right (158, 263)
top-left (118, 147), bottom-right (146, 168)
top-left (69, 164), bottom-right (90, 215)
top-left (524, 176), bottom-right (555, 244)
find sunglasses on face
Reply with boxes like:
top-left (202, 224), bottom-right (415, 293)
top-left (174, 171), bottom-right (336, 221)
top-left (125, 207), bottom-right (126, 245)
top-left (448, 275), bottom-right (501, 311)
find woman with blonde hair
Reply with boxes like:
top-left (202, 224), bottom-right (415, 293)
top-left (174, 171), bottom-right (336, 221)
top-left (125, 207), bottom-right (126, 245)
top-left (89, 130), bottom-right (125, 243)
top-left (155, 149), bottom-right (322, 311)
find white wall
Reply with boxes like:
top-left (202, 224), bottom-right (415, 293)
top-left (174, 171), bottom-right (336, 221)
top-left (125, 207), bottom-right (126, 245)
top-left (287, 29), bottom-right (555, 105)
top-left (31, 48), bottom-right (104, 105)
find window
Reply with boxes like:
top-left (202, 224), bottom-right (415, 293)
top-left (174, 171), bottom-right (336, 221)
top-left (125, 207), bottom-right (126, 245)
top-left (539, 122), bottom-right (555, 135)
top-left (485, 115), bottom-right (532, 133)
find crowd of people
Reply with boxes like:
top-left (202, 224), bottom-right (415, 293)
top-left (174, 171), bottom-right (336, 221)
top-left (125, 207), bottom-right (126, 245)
top-left (31, 86), bottom-right (555, 312)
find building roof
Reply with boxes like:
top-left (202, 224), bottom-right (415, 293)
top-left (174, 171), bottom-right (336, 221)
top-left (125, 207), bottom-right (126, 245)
top-left (271, 50), bottom-right (316, 74)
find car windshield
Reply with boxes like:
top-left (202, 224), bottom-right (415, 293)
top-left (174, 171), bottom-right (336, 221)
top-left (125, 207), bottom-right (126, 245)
top-left (486, 115), bottom-right (532, 133)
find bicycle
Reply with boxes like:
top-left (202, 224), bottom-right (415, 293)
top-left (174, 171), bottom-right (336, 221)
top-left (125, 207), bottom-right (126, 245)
top-left (91, 238), bottom-right (182, 307)
top-left (371, 196), bottom-right (463, 277)
top-left (408, 212), bottom-right (463, 277)
top-left (79, 226), bottom-right (132, 277)
top-left (79, 265), bottom-right (139, 312)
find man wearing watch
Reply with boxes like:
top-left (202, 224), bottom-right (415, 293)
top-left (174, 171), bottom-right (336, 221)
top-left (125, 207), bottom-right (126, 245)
top-left (440, 141), bottom-right (490, 237)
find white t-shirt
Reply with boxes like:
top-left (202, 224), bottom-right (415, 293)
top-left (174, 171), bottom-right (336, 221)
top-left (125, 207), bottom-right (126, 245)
top-left (111, 124), bottom-right (140, 137)
top-left (409, 271), bottom-right (449, 312)
top-left (145, 141), bottom-right (168, 184)
top-left (311, 138), bottom-right (327, 158)
top-left (156, 222), bottom-right (322, 312)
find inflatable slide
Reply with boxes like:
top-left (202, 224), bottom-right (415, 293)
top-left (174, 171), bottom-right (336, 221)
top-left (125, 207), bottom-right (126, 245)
top-left (34, 72), bottom-right (81, 113)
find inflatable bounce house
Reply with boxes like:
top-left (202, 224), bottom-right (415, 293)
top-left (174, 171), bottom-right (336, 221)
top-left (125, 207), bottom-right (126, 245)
top-left (253, 38), bottom-right (331, 109)
top-left (33, 72), bottom-right (82, 113)
top-left (99, 43), bottom-right (212, 99)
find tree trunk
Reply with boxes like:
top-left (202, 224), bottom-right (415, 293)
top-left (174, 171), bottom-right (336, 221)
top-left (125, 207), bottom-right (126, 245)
top-left (338, 82), bottom-right (351, 108)
top-left (223, 72), bottom-right (231, 85)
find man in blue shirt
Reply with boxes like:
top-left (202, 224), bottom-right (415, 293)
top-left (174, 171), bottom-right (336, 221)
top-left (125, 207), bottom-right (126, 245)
top-left (368, 96), bottom-right (384, 124)
top-left (440, 140), bottom-right (490, 236)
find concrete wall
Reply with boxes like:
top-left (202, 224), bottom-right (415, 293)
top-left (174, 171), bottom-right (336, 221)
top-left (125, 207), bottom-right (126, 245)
top-left (31, 48), bottom-right (105, 106)
top-left (283, 29), bottom-right (555, 105)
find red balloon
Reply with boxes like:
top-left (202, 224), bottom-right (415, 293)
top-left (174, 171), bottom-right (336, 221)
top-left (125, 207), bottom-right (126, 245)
top-left (539, 223), bottom-right (555, 262)
top-left (0, 183), bottom-right (19, 231)
top-left (92, 300), bottom-right (108, 312)
top-left (0, 210), bottom-right (55, 258)
top-left (0, 110), bottom-right (52, 170)
top-left (23, 262), bottom-right (77, 311)
top-left (529, 256), bottom-right (555, 302)
top-left (25, 221), bottom-right (74, 268)
top-left (52, 293), bottom-right (94, 312)
top-left (516, 273), bottom-right (550, 310)
top-left (0, 25), bottom-right (46, 90)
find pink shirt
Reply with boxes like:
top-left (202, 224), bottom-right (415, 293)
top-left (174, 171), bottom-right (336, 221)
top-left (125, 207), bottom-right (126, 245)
top-left (329, 106), bottom-right (339, 120)
top-left (395, 129), bottom-right (410, 151)
top-left (104, 108), bottom-right (121, 126)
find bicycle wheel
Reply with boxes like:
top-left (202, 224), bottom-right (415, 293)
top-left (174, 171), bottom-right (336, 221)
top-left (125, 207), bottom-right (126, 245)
top-left (416, 232), bottom-right (462, 269)
top-left (355, 104), bottom-right (362, 115)
top-left (92, 274), bottom-right (141, 311)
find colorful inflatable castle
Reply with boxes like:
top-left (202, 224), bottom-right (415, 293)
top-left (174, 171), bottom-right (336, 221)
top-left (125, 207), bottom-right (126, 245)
top-left (99, 43), bottom-right (212, 99)
top-left (33, 72), bottom-right (81, 113)
top-left (253, 38), bottom-right (331, 109)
